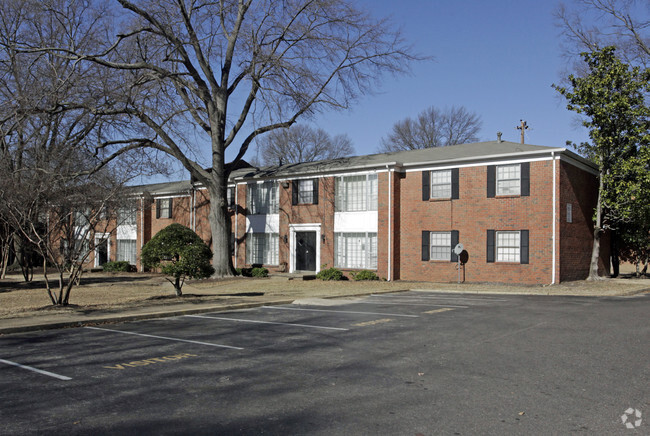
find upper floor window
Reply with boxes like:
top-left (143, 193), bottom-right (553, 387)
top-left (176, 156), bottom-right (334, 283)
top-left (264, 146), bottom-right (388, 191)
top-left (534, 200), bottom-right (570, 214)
top-left (247, 181), bottom-right (279, 215)
top-left (335, 174), bottom-right (377, 212)
top-left (118, 203), bottom-right (137, 226)
top-left (292, 179), bottom-right (319, 205)
top-left (156, 198), bottom-right (172, 219)
top-left (497, 164), bottom-right (521, 196)
top-left (422, 168), bottom-right (459, 200)
top-left (487, 163), bottom-right (530, 197)
top-left (227, 187), bottom-right (235, 209)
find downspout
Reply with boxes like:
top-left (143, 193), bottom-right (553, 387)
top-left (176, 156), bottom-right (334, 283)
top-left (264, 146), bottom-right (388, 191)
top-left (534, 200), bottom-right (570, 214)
top-left (552, 152), bottom-right (557, 285)
top-left (192, 188), bottom-right (196, 231)
top-left (140, 196), bottom-right (144, 272)
top-left (234, 184), bottom-right (238, 269)
top-left (386, 165), bottom-right (392, 281)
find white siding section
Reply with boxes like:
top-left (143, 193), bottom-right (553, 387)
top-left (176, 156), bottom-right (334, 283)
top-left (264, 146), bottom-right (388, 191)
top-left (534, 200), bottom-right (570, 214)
top-left (117, 224), bottom-right (137, 240)
top-left (246, 214), bottom-right (280, 233)
top-left (334, 211), bottom-right (378, 232)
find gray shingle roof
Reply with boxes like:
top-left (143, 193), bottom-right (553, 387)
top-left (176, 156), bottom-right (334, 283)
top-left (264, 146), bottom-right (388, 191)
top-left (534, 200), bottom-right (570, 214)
top-left (234, 140), bottom-right (583, 180)
top-left (127, 140), bottom-right (594, 193)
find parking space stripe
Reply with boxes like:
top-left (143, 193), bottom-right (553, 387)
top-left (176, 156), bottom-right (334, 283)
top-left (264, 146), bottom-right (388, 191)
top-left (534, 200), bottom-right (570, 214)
top-left (0, 358), bottom-right (72, 381)
top-left (361, 301), bottom-right (469, 309)
top-left (263, 306), bottom-right (419, 318)
top-left (84, 326), bottom-right (243, 350)
top-left (186, 314), bottom-right (349, 331)
top-left (371, 294), bottom-right (507, 302)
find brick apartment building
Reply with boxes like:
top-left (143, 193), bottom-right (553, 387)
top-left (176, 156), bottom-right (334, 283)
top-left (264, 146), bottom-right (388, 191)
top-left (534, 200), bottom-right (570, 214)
top-left (98, 140), bottom-right (609, 285)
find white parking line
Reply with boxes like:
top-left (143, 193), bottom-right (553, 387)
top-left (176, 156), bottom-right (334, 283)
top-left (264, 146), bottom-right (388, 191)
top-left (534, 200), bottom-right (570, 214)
top-left (84, 326), bottom-right (243, 350)
top-left (0, 358), bottom-right (72, 381)
top-left (263, 306), bottom-right (419, 318)
top-left (361, 301), bottom-right (469, 309)
top-left (371, 294), bottom-right (507, 302)
top-left (186, 314), bottom-right (349, 331)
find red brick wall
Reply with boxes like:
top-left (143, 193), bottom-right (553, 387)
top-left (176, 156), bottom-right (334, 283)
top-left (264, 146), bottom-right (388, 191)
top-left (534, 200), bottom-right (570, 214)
top-left (558, 161), bottom-right (609, 280)
top-left (398, 161), bottom-right (556, 285)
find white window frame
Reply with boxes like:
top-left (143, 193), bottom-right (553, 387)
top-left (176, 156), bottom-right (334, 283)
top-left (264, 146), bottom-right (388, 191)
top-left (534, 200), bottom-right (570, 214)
top-left (335, 174), bottom-right (378, 212)
top-left (158, 198), bottom-right (172, 219)
top-left (297, 179), bottom-right (314, 204)
top-left (496, 164), bottom-right (521, 196)
top-left (247, 181), bottom-right (279, 215)
top-left (246, 232), bottom-right (279, 265)
top-left (430, 231), bottom-right (451, 261)
top-left (116, 239), bottom-right (137, 264)
top-left (334, 232), bottom-right (378, 269)
top-left (118, 203), bottom-right (137, 226)
top-left (430, 170), bottom-right (452, 199)
top-left (496, 231), bottom-right (520, 263)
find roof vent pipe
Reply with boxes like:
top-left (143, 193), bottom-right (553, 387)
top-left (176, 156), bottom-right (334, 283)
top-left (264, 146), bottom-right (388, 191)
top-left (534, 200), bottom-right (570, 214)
top-left (497, 132), bottom-right (503, 143)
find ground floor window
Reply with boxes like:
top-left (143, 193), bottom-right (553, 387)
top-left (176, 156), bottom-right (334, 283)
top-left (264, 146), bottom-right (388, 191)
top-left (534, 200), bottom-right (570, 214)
top-left (246, 233), bottom-right (279, 265)
top-left (334, 232), bottom-right (377, 269)
top-left (496, 231), bottom-right (520, 263)
top-left (117, 239), bottom-right (137, 265)
top-left (430, 232), bottom-right (451, 261)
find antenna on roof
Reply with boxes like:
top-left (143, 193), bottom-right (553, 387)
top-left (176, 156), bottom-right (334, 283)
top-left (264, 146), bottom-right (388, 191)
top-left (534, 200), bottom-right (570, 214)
top-left (497, 132), bottom-right (503, 143)
top-left (516, 120), bottom-right (528, 144)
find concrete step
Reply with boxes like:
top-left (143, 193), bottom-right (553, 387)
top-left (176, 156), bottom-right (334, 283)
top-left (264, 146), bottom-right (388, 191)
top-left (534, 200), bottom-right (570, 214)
top-left (270, 272), bottom-right (317, 281)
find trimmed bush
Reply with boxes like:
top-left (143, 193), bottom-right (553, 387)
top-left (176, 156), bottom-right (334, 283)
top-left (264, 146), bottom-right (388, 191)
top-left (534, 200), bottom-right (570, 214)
top-left (102, 261), bottom-right (133, 272)
top-left (251, 267), bottom-right (269, 278)
top-left (351, 270), bottom-right (379, 281)
top-left (141, 223), bottom-right (215, 296)
top-left (316, 267), bottom-right (344, 281)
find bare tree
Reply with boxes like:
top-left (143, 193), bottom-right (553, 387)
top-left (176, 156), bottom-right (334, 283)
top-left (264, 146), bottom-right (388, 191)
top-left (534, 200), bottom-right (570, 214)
top-left (27, 0), bottom-right (421, 277)
top-left (378, 106), bottom-right (482, 153)
top-left (0, 0), bottom-right (149, 303)
top-left (256, 124), bottom-right (354, 165)
top-left (556, 0), bottom-right (650, 67)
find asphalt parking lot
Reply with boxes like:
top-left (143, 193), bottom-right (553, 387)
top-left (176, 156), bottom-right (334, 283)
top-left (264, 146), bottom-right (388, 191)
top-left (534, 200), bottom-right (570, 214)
top-left (1, 291), bottom-right (648, 435)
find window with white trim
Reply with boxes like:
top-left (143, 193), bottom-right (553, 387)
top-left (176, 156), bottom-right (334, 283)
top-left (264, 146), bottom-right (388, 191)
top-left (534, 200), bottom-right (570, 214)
top-left (157, 198), bottom-right (172, 219)
top-left (430, 170), bottom-right (452, 199)
top-left (335, 174), bottom-right (378, 212)
top-left (116, 239), bottom-right (137, 264)
top-left (430, 232), bottom-right (451, 261)
top-left (496, 231), bottom-right (520, 263)
top-left (227, 187), bottom-right (235, 208)
top-left (334, 232), bottom-right (377, 269)
top-left (118, 204), bottom-right (137, 226)
top-left (496, 164), bottom-right (521, 196)
top-left (298, 179), bottom-right (314, 204)
top-left (247, 181), bottom-right (279, 215)
top-left (246, 233), bottom-right (279, 265)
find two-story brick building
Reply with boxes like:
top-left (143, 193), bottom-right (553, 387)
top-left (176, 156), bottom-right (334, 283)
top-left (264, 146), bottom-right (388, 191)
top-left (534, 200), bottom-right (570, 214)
top-left (97, 140), bottom-right (609, 285)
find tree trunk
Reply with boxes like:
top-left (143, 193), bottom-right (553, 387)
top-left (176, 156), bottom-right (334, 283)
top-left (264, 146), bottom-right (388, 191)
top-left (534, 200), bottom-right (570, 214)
top-left (610, 229), bottom-right (619, 278)
top-left (207, 148), bottom-right (235, 278)
top-left (587, 174), bottom-right (604, 280)
top-left (174, 276), bottom-right (182, 296)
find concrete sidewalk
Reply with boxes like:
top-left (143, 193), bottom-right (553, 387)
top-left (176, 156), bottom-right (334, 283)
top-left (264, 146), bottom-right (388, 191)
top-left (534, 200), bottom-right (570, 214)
top-left (1, 278), bottom-right (648, 335)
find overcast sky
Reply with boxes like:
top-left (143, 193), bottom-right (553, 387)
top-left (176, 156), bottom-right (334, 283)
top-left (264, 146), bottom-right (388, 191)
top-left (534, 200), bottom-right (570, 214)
top-left (278, 0), bottom-right (590, 158)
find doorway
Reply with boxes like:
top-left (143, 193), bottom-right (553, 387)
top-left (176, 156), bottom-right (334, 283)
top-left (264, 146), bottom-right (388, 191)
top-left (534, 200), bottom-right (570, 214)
top-left (295, 231), bottom-right (316, 271)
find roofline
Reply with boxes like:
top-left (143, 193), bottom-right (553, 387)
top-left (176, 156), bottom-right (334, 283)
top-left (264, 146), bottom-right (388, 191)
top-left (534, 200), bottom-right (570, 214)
top-left (232, 147), bottom-right (598, 182)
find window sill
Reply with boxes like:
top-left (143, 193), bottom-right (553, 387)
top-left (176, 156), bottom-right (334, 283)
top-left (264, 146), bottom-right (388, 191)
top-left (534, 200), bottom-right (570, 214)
top-left (494, 195), bottom-right (521, 199)
top-left (428, 197), bottom-right (452, 202)
top-left (426, 260), bottom-right (453, 263)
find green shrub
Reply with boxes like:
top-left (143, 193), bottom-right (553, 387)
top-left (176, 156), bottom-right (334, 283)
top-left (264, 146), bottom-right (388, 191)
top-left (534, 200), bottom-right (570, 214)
top-left (251, 267), bottom-right (269, 277)
top-left (102, 261), bottom-right (133, 272)
top-left (351, 270), bottom-right (379, 281)
top-left (141, 223), bottom-right (215, 296)
top-left (316, 267), bottom-right (344, 281)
